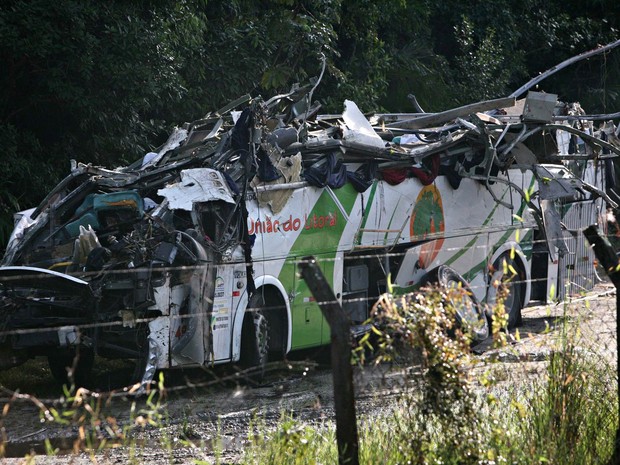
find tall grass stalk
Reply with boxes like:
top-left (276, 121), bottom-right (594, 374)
top-left (2, 290), bottom-right (616, 464)
top-left (241, 290), bottom-right (617, 465)
top-left (516, 322), bottom-right (617, 463)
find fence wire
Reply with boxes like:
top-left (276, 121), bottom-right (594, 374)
top-left (0, 237), bottom-right (617, 463)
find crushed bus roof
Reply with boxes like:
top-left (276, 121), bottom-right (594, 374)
top-left (3, 86), bottom-right (619, 269)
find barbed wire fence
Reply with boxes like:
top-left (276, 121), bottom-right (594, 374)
top-left (0, 232), bottom-right (617, 462)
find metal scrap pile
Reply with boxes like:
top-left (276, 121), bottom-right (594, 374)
top-left (3, 85), bottom-right (620, 271)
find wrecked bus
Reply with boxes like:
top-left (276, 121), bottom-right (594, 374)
top-left (0, 84), bottom-right (618, 388)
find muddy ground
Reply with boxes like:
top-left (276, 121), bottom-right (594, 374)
top-left (0, 281), bottom-right (616, 464)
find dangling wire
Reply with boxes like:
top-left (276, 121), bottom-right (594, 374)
top-left (300, 53), bottom-right (327, 133)
top-left (307, 53), bottom-right (326, 113)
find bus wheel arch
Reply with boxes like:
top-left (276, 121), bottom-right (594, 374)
top-left (255, 285), bottom-right (289, 360)
top-left (233, 278), bottom-right (291, 365)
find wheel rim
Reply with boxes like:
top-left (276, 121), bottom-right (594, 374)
top-left (493, 256), bottom-right (523, 328)
top-left (503, 281), bottom-right (516, 311)
top-left (445, 278), bottom-right (487, 337)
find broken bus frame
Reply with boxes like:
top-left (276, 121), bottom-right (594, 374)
top-left (0, 81), bottom-right (618, 387)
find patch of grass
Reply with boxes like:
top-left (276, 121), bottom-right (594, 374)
top-left (241, 289), bottom-right (617, 465)
top-left (517, 330), bottom-right (617, 463)
top-left (242, 416), bottom-right (336, 465)
top-left (0, 289), bottom-right (617, 464)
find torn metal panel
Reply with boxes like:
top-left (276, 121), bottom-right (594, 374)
top-left (158, 168), bottom-right (235, 210)
top-left (342, 100), bottom-right (386, 149)
top-left (522, 92), bottom-right (557, 122)
top-left (3, 209), bottom-right (35, 263)
top-left (541, 199), bottom-right (569, 261)
top-left (141, 127), bottom-right (189, 169)
top-left (535, 165), bottom-right (583, 201)
top-left (388, 96), bottom-right (516, 130)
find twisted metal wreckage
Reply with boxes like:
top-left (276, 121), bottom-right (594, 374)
top-left (1, 49), bottom-right (620, 389)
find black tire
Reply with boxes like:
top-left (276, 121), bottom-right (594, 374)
top-left (130, 325), bottom-right (151, 388)
top-left (240, 293), bottom-right (270, 381)
top-left (48, 348), bottom-right (94, 387)
top-left (491, 254), bottom-right (524, 329)
top-left (423, 265), bottom-right (489, 342)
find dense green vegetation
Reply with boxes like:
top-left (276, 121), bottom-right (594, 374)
top-left (1, 0), bottom-right (619, 248)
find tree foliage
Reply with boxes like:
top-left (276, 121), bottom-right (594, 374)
top-left (0, 0), bottom-right (210, 243)
top-left (0, 0), bottom-right (619, 247)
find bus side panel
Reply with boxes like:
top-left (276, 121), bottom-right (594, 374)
top-left (355, 180), bottom-right (417, 248)
top-left (288, 186), bottom-right (359, 349)
top-left (394, 176), bottom-right (507, 295)
top-left (209, 265), bottom-right (235, 362)
top-left (558, 199), bottom-right (602, 299)
top-left (557, 159), bottom-right (606, 299)
top-left (248, 184), bottom-right (360, 351)
top-left (393, 172), bottom-right (538, 302)
top-left (249, 184), bottom-right (359, 261)
top-left (286, 254), bottom-right (327, 349)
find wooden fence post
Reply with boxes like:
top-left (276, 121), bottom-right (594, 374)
top-left (298, 256), bottom-right (359, 465)
top-left (583, 225), bottom-right (620, 465)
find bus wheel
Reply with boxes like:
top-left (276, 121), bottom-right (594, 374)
top-left (48, 347), bottom-right (94, 387)
top-left (130, 325), bottom-right (151, 389)
top-left (424, 265), bottom-right (489, 343)
top-left (240, 293), bottom-right (270, 381)
top-left (491, 254), bottom-right (524, 329)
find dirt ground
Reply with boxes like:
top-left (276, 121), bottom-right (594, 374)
top-left (0, 281), bottom-right (616, 464)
